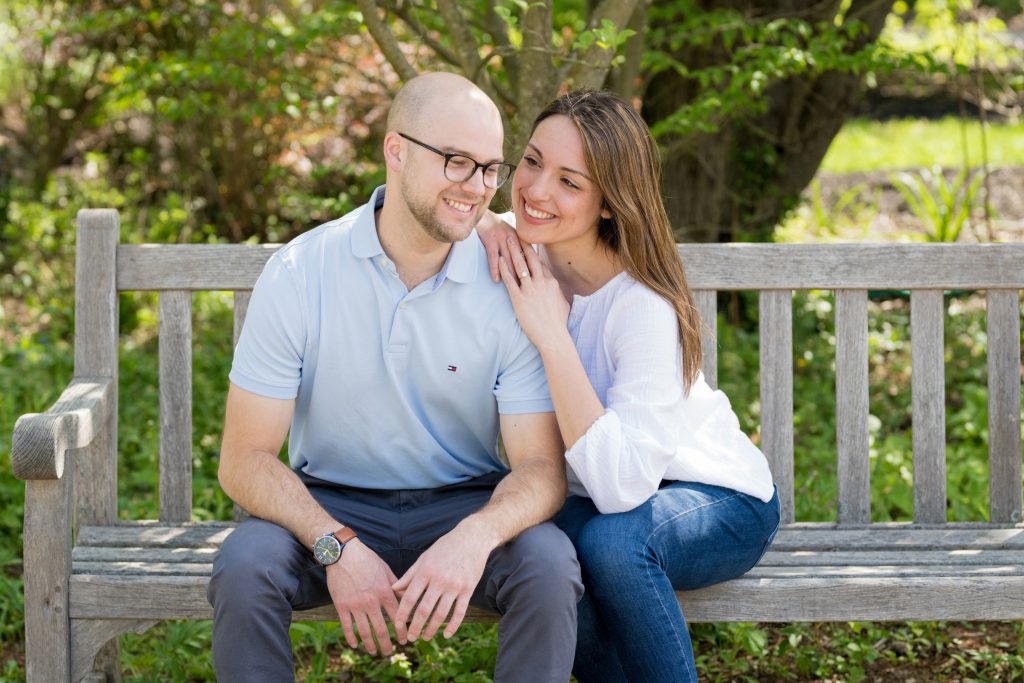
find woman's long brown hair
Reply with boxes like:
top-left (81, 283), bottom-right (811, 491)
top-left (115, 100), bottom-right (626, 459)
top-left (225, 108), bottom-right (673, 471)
top-left (532, 90), bottom-right (703, 390)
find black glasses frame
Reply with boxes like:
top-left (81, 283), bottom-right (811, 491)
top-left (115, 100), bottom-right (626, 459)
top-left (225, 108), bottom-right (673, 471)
top-left (398, 133), bottom-right (515, 189)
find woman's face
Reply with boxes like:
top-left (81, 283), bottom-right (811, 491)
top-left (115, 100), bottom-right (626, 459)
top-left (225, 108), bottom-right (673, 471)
top-left (511, 114), bottom-right (610, 248)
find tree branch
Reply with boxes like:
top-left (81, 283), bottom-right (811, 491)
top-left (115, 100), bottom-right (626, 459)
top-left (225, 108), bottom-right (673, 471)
top-left (566, 0), bottom-right (642, 90)
top-left (435, 0), bottom-right (482, 75)
top-left (484, 2), bottom-right (518, 87)
top-left (357, 0), bottom-right (418, 82)
top-left (608, 0), bottom-right (648, 100)
top-left (391, 3), bottom-right (463, 67)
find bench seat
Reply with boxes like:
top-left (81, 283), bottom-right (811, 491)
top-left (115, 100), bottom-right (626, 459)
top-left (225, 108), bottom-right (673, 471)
top-left (70, 522), bottom-right (1024, 623)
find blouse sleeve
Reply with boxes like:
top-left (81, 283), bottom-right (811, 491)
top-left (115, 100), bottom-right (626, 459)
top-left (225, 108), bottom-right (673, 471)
top-left (564, 286), bottom-right (685, 513)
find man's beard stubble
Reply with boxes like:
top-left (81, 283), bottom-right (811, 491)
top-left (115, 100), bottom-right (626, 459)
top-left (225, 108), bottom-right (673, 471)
top-left (400, 175), bottom-right (479, 245)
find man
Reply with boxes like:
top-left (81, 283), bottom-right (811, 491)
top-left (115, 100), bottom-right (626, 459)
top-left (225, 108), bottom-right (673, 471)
top-left (207, 72), bottom-right (581, 681)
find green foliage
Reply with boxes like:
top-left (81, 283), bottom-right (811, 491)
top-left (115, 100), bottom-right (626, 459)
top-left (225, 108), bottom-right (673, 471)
top-left (643, 4), bottom-right (943, 140)
top-left (889, 166), bottom-right (985, 242)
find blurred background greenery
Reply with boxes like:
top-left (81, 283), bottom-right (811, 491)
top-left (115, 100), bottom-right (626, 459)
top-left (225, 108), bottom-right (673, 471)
top-left (2, 0), bottom-right (1023, 680)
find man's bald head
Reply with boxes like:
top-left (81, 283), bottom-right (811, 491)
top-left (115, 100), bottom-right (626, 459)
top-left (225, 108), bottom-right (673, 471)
top-left (387, 72), bottom-right (502, 140)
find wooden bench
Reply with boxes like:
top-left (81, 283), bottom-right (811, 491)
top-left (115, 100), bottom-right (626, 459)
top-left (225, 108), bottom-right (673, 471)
top-left (13, 208), bottom-right (1024, 682)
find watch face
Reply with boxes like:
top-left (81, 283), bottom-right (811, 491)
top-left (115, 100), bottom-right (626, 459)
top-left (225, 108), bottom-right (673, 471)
top-left (313, 534), bottom-right (342, 565)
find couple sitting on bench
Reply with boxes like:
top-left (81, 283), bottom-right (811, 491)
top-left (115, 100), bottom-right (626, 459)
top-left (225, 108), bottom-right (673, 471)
top-left (208, 71), bottom-right (779, 682)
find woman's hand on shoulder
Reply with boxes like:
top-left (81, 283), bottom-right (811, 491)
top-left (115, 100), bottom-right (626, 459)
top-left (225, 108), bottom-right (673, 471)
top-left (477, 211), bottom-right (525, 283)
top-left (497, 237), bottom-right (571, 353)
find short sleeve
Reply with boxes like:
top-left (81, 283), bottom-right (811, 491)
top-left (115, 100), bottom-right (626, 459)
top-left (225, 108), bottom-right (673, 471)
top-left (493, 318), bottom-right (554, 415)
top-left (228, 253), bottom-right (307, 399)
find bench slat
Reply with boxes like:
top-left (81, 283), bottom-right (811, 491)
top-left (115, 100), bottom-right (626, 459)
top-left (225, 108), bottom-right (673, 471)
top-left (69, 573), bottom-right (1024, 622)
top-left (159, 291), bottom-right (193, 524)
top-left (71, 545), bottom-right (1024, 568)
top-left (987, 290), bottom-right (1023, 524)
top-left (76, 523), bottom-right (234, 548)
top-left (693, 290), bottom-right (717, 388)
top-left (72, 560), bottom-right (1024, 579)
top-left (118, 244), bottom-right (277, 291)
top-left (911, 290), bottom-right (947, 524)
top-left (231, 291), bottom-right (253, 523)
top-left (117, 243), bottom-right (1024, 291)
top-left (835, 290), bottom-right (870, 524)
top-left (760, 291), bottom-right (794, 523)
top-left (75, 523), bottom-right (1024, 551)
top-left (233, 291), bottom-right (250, 347)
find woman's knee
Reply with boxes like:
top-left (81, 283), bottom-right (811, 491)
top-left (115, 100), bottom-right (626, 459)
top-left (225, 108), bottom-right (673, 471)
top-left (575, 513), bottom-right (653, 584)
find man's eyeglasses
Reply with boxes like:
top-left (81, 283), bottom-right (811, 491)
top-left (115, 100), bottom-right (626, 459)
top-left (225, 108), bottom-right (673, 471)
top-left (398, 133), bottom-right (515, 189)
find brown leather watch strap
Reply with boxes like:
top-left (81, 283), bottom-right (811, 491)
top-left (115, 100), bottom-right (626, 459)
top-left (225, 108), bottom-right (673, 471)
top-left (332, 527), bottom-right (357, 544)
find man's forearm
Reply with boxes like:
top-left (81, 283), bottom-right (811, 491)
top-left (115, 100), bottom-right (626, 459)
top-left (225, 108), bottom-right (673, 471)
top-left (220, 449), bottom-right (341, 549)
top-left (459, 456), bottom-right (567, 549)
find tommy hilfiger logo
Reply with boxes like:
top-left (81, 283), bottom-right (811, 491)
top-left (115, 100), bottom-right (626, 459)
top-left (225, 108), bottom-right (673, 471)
top-left (447, 365), bottom-right (458, 372)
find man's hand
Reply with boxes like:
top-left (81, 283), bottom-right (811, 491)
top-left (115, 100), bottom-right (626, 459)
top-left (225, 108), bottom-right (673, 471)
top-left (392, 521), bottom-right (496, 641)
top-left (326, 540), bottom-right (407, 655)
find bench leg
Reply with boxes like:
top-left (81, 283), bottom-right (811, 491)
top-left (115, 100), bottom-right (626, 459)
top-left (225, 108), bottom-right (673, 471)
top-left (23, 478), bottom-right (72, 682)
top-left (71, 619), bottom-right (156, 682)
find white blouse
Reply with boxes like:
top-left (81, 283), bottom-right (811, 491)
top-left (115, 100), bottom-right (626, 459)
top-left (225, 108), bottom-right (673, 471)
top-left (563, 272), bottom-right (775, 513)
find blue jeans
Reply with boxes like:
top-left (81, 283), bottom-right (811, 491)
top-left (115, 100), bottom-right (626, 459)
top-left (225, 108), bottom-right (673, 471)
top-left (555, 481), bottom-right (780, 683)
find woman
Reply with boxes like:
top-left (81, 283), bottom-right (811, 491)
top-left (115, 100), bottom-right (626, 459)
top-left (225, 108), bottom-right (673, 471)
top-left (479, 90), bottom-right (780, 682)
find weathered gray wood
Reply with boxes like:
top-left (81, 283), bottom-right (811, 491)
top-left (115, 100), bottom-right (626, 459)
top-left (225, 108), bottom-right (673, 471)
top-left (118, 243), bottom-right (1024, 291)
top-left (233, 291), bottom-right (251, 347)
top-left (75, 544), bottom-right (1024, 569)
top-left (677, 243), bottom-right (1024, 290)
top-left (760, 290), bottom-right (794, 523)
top-left (118, 244), bottom-right (279, 290)
top-left (159, 291), bottom-right (193, 524)
top-left (23, 477), bottom-right (73, 681)
top-left (74, 546), bottom-right (220, 563)
top-left (770, 526), bottom-right (1024, 550)
top-left (987, 290), bottom-right (1023, 524)
top-left (11, 379), bottom-right (115, 480)
top-left (910, 290), bottom-right (947, 524)
top-left (79, 560), bottom-right (1024, 580)
top-left (69, 572), bottom-right (1024, 622)
top-left (70, 540), bottom-right (1024, 569)
top-left (74, 522), bottom-right (1024, 554)
top-left (835, 290), bottom-right (871, 524)
top-left (76, 523), bottom-right (234, 548)
top-left (693, 290), bottom-right (717, 388)
top-left (74, 209), bottom-right (120, 524)
top-left (232, 291), bottom-right (252, 524)
top-left (71, 619), bottom-right (155, 682)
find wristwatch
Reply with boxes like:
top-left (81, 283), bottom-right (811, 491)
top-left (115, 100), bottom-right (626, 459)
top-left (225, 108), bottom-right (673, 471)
top-left (312, 527), bottom-right (358, 566)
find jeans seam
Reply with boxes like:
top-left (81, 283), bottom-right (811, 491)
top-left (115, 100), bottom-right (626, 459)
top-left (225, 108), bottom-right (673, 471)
top-left (640, 492), bottom-right (743, 683)
top-left (643, 546), bottom-right (695, 683)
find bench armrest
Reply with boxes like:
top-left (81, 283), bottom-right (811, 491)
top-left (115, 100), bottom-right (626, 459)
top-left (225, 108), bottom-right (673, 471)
top-left (11, 378), bottom-right (115, 480)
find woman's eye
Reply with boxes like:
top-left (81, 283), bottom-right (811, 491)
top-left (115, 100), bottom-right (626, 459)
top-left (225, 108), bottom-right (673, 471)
top-left (523, 155), bottom-right (540, 167)
top-left (562, 178), bottom-right (579, 189)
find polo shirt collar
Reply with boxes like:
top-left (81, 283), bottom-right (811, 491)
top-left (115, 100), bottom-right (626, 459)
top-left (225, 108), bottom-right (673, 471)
top-left (351, 185), bottom-right (479, 286)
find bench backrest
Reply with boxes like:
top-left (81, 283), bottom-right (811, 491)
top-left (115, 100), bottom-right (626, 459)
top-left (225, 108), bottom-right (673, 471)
top-left (75, 209), bottom-right (1024, 528)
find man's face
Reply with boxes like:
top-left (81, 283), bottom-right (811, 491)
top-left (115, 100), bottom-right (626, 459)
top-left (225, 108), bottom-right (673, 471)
top-left (399, 105), bottom-right (504, 245)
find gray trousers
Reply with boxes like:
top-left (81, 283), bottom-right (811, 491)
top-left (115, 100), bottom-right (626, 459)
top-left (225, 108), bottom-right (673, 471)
top-left (208, 471), bottom-right (582, 682)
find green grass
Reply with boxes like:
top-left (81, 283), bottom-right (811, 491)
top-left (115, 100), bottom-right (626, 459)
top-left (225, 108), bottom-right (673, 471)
top-left (822, 117), bottom-right (1024, 173)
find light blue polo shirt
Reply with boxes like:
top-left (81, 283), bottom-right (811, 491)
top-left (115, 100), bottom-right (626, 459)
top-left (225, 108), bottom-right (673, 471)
top-left (229, 185), bottom-right (554, 489)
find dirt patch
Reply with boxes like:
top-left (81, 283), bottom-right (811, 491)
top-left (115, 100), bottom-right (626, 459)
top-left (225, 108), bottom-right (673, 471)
top-left (811, 166), bottom-right (1024, 242)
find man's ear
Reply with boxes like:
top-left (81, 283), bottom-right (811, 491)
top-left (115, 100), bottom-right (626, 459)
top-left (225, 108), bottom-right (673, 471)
top-left (383, 132), bottom-right (403, 172)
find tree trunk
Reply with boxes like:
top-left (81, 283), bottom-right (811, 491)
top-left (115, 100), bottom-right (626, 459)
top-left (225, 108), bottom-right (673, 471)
top-left (644, 0), bottom-right (895, 243)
